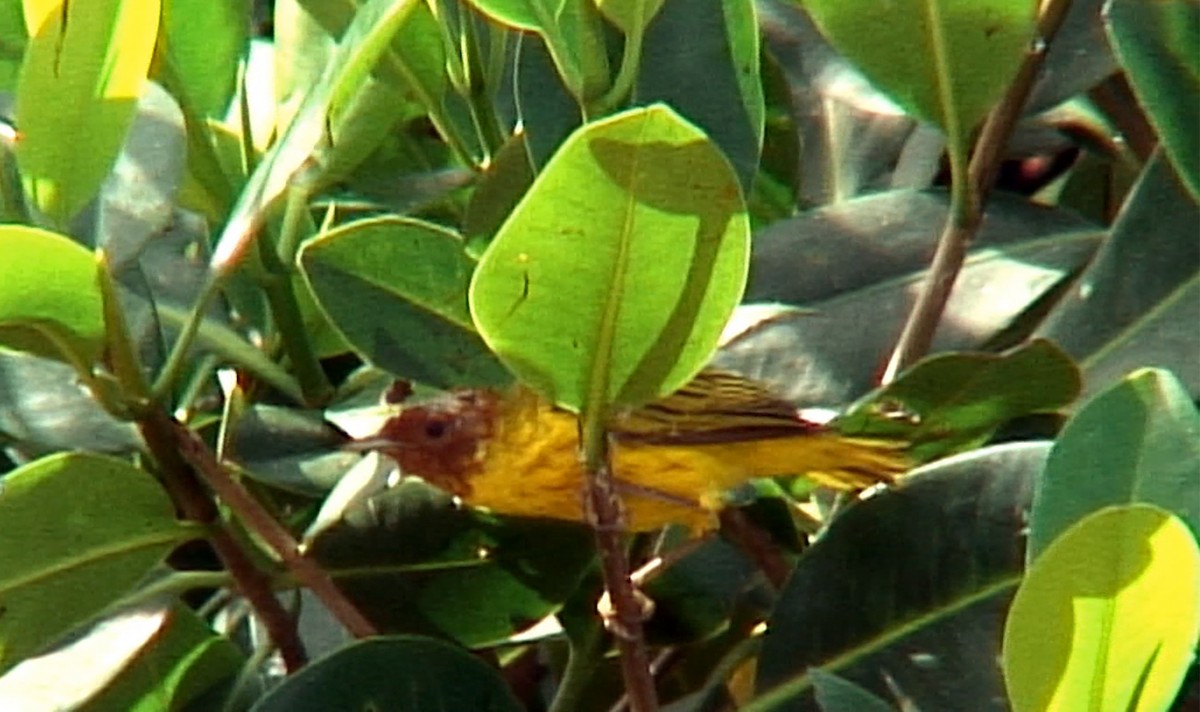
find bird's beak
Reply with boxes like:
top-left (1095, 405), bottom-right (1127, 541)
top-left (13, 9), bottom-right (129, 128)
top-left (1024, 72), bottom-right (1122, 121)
top-left (342, 436), bottom-right (405, 452)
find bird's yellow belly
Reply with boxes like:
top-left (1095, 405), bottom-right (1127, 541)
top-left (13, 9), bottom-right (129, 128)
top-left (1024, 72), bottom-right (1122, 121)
top-left (462, 404), bottom-right (727, 532)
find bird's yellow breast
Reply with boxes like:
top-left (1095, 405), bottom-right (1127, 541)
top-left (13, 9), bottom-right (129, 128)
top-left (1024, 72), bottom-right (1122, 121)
top-left (460, 390), bottom-right (728, 532)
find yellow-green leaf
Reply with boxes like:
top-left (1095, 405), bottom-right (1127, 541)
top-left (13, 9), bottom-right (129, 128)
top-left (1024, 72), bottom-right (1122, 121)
top-left (17, 0), bottom-right (161, 226)
top-left (0, 225), bottom-right (103, 365)
top-left (1004, 504), bottom-right (1200, 712)
top-left (469, 104), bottom-right (749, 412)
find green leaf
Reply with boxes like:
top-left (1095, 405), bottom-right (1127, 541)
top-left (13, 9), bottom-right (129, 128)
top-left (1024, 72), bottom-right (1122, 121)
top-left (1029, 368), bottom-right (1200, 561)
top-left (798, 0), bottom-right (1035, 135)
top-left (721, 189), bottom-right (1101, 408)
top-left (470, 104), bottom-right (750, 411)
top-left (0, 226), bottom-right (104, 366)
top-left (596, 0), bottom-right (666, 35)
top-left (16, 0), bottom-right (161, 227)
top-left (0, 602), bottom-right (242, 712)
top-left (212, 0), bottom-right (426, 270)
top-left (838, 339), bottom-right (1081, 462)
top-left (635, 0), bottom-right (763, 193)
top-left (298, 216), bottom-right (511, 389)
top-left (464, 0), bottom-right (608, 100)
top-left (1037, 152), bottom-right (1200, 397)
top-left (1107, 0), bottom-right (1200, 200)
top-left (0, 2), bottom-right (25, 92)
top-left (1004, 505), bottom-right (1200, 712)
top-left (308, 481), bottom-right (593, 647)
top-left (0, 453), bottom-right (197, 673)
top-left (810, 668), bottom-right (897, 712)
top-left (158, 0), bottom-right (247, 119)
top-left (513, 33), bottom-right (582, 169)
top-left (751, 442), bottom-right (1049, 710)
top-left (83, 604), bottom-right (243, 712)
top-left (250, 636), bottom-right (522, 711)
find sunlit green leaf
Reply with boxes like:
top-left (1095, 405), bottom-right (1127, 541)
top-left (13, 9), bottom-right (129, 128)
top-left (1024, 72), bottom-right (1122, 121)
top-left (1004, 505), bottom-right (1200, 712)
top-left (470, 104), bottom-right (750, 411)
top-left (0, 226), bottom-right (103, 366)
top-left (17, 0), bottom-right (161, 227)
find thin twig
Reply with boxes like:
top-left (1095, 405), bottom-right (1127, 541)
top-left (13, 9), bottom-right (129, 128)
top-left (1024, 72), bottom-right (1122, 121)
top-left (138, 410), bottom-right (309, 671)
top-left (1087, 73), bottom-right (1158, 162)
top-left (169, 420), bottom-right (380, 639)
top-left (882, 0), bottom-right (1076, 382)
top-left (718, 508), bottom-right (793, 590)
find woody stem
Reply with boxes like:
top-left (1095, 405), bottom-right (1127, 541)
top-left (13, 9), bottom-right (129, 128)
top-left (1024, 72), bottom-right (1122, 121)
top-left (580, 419), bottom-right (659, 711)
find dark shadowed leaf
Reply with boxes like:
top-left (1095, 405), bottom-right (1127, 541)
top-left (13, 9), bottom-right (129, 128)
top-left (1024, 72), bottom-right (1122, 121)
top-left (809, 668), bottom-right (896, 712)
top-left (718, 191), bottom-right (1100, 407)
top-left (298, 216), bottom-right (511, 389)
top-left (307, 480), bottom-right (593, 647)
top-left (250, 636), bottom-right (521, 712)
top-left (513, 33), bottom-right (582, 170)
top-left (757, 0), bottom-right (920, 206)
top-left (227, 405), bottom-right (360, 496)
top-left (643, 538), bottom-right (758, 645)
top-left (0, 353), bottom-right (139, 456)
top-left (1107, 0), bottom-right (1200, 199)
top-left (1036, 153), bottom-right (1200, 397)
top-left (1026, 0), bottom-right (1116, 113)
top-left (752, 442), bottom-right (1050, 711)
top-left (635, 0), bottom-right (763, 193)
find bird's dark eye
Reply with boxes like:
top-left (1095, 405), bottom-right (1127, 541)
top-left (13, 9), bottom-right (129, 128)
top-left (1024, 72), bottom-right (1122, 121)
top-left (424, 419), bottom-right (448, 439)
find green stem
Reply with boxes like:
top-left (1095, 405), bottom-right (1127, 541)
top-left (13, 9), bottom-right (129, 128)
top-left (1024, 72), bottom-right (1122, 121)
top-left (380, 51), bottom-right (478, 168)
top-left (252, 183), bottom-right (333, 406)
top-left (591, 23), bottom-right (645, 116)
top-left (151, 277), bottom-right (221, 402)
top-left (154, 303), bottom-right (304, 404)
top-left (548, 630), bottom-right (605, 712)
top-left (120, 570), bottom-right (236, 608)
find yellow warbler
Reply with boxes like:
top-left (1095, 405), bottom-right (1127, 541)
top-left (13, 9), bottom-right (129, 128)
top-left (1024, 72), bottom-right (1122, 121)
top-left (350, 371), bottom-right (909, 532)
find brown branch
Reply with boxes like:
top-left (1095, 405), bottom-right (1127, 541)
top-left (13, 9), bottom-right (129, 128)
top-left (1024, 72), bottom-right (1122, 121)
top-left (584, 459), bottom-right (659, 712)
top-left (168, 420), bottom-right (380, 639)
top-left (882, 0), bottom-right (1077, 381)
top-left (1088, 73), bottom-right (1158, 162)
top-left (139, 410), bottom-right (309, 671)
